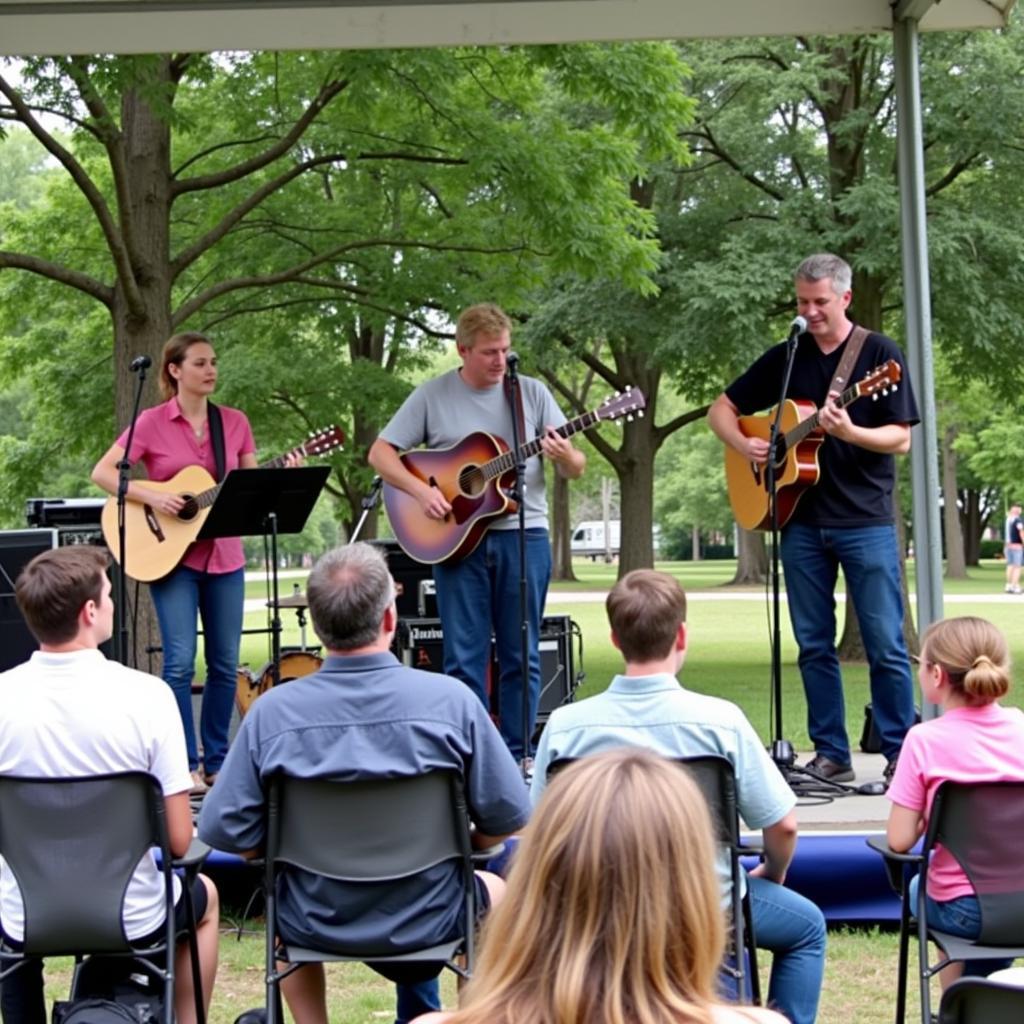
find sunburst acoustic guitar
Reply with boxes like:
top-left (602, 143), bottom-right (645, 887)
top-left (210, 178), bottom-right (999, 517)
top-left (383, 388), bottom-right (646, 564)
top-left (101, 426), bottom-right (344, 582)
top-left (725, 360), bottom-right (901, 532)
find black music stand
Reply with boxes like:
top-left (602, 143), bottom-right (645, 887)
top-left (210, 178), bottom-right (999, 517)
top-left (198, 466), bottom-right (329, 688)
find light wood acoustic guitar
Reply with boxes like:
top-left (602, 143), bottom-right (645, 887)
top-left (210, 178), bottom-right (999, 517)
top-left (383, 388), bottom-right (646, 564)
top-left (725, 360), bottom-right (901, 532)
top-left (101, 426), bottom-right (344, 582)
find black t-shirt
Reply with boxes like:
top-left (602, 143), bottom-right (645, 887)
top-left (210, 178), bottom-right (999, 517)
top-left (725, 328), bottom-right (919, 528)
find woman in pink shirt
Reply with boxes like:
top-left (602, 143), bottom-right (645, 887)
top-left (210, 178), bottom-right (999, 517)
top-left (886, 615), bottom-right (1024, 984)
top-left (92, 333), bottom-right (257, 793)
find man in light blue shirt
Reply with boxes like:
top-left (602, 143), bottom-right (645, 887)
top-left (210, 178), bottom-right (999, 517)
top-left (531, 570), bottom-right (825, 1024)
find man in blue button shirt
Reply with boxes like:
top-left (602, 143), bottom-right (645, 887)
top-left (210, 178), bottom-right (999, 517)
top-left (531, 570), bottom-right (825, 1024)
top-left (198, 542), bottom-right (529, 1024)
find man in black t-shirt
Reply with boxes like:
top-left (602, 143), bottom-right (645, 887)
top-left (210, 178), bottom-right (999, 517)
top-left (708, 253), bottom-right (919, 788)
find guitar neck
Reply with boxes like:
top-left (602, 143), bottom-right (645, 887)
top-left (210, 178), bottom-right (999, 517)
top-left (784, 381), bottom-right (861, 448)
top-left (482, 409), bottom-right (601, 480)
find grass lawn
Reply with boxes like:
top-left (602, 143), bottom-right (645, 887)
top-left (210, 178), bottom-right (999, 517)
top-left (40, 922), bottom-right (929, 1024)
top-left (232, 557), bottom-right (1024, 751)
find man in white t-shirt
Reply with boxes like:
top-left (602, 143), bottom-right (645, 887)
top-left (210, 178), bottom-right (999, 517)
top-left (0, 546), bottom-right (219, 1024)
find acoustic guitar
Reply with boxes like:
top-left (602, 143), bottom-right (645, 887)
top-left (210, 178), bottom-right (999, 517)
top-left (725, 360), bottom-right (901, 531)
top-left (383, 388), bottom-right (646, 564)
top-left (101, 426), bottom-right (344, 582)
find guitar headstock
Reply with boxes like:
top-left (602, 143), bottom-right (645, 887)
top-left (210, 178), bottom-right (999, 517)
top-left (298, 426), bottom-right (345, 457)
top-left (855, 360), bottom-right (901, 400)
top-left (596, 387), bottom-right (646, 423)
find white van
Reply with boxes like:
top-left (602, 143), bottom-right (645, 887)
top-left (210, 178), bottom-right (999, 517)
top-left (571, 520), bottom-right (621, 562)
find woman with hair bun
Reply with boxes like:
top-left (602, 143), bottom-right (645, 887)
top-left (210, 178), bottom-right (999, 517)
top-left (414, 748), bottom-right (784, 1024)
top-left (887, 615), bottom-right (1024, 982)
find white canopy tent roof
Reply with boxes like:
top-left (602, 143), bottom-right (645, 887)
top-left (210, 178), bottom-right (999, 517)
top-left (0, 0), bottom-right (1017, 641)
top-left (0, 0), bottom-right (1014, 55)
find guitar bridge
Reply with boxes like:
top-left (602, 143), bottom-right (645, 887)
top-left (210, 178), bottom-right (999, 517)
top-left (143, 505), bottom-right (166, 542)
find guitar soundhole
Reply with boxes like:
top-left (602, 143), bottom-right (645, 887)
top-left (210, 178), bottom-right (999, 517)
top-left (459, 466), bottom-right (485, 498)
top-left (178, 495), bottom-right (199, 521)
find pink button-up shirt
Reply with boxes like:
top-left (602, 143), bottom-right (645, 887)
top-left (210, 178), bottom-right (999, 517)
top-left (117, 398), bottom-right (256, 574)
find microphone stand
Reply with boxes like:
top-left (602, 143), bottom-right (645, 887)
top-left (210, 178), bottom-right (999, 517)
top-left (115, 357), bottom-right (150, 667)
top-left (349, 475), bottom-right (383, 544)
top-left (505, 353), bottom-right (532, 779)
top-left (766, 328), bottom-right (798, 776)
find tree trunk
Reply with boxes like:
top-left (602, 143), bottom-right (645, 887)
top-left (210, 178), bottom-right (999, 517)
top-left (616, 420), bottom-right (656, 576)
top-left (691, 524), bottom-right (701, 561)
top-left (109, 63), bottom-right (177, 672)
top-left (550, 472), bottom-right (577, 581)
top-left (942, 425), bottom-right (967, 579)
top-left (731, 528), bottom-right (767, 584)
top-left (959, 489), bottom-right (986, 566)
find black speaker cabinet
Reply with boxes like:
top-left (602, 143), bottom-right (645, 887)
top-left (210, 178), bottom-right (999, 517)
top-left (395, 614), bottom-right (578, 727)
top-left (371, 539), bottom-right (434, 619)
top-left (0, 529), bottom-right (58, 672)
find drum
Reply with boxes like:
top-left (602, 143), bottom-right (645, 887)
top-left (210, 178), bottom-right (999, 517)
top-left (256, 650), bottom-right (324, 693)
top-left (234, 665), bottom-right (260, 719)
top-left (235, 651), bottom-right (323, 719)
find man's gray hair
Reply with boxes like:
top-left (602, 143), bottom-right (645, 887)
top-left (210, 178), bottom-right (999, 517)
top-left (307, 542), bottom-right (395, 651)
top-left (795, 253), bottom-right (852, 296)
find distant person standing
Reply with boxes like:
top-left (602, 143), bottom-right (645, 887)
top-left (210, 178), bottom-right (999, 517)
top-left (1004, 502), bottom-right (1024, 594)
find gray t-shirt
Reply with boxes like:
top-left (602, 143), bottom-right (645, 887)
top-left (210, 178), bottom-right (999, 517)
top-left (379, 368), bottom-right (567, 530)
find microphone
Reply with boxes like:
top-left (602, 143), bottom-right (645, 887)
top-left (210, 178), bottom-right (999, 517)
top-left (129, 354), bottom-right (152, 372)
top-left (786, 315), bottom-right (808, 341)
top-left (506, 350), bottom-right (519, 375)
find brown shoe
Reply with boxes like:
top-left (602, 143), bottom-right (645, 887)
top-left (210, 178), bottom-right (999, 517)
top-left (804, 754), bottom-right (855, 783)
top-left (202, 772), bottom-right (218, 788)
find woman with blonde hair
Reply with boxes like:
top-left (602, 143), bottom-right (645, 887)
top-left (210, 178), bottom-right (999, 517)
top-left (415, 748), bottom-right (784, 1024)
top-left (887, 615), bottom-right (1024, 982)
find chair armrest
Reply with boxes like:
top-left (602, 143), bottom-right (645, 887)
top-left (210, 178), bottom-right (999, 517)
top-left (471, 842), bottom-right (505, 865)
top-left (173, 837), bottom-right (211, 873)
top-left (866, 835), bottom-right (922, 895)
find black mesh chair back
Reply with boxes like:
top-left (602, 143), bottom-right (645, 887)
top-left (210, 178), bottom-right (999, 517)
top-left (546, 752), bottom-right (760, 1005)
top-left (0, 772), bottom-right (177, 1024)
top-left (938, 977), bottom-right (1024, 1024)
top-left (929, 782), bottom-right (1024, 946)
top-left (867, 779), bottom-right (1024, 1024)
top-left (263, 770), bottom-right (477, 1024)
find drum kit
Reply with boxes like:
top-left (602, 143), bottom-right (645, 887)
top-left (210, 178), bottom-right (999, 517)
top-left (234, 588), bottom-right (322, 718)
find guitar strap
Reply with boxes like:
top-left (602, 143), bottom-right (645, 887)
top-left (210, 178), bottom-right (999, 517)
top-left (207, 401), bottom-right (227, 482)
top-left (828, 324), bottom-right (869, 395)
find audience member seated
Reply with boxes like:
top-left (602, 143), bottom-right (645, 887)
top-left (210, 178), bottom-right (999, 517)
top-left (0, 546), bottom-right (219, 1024)
top-left (529, 569), bottom-right (826, 1024)
top-left (414, 748), bottom-right (787, 1024)
top-left (887, 615), bottom-right (1024, 987)
top-left (198, 542), bottom-right (530, 1024)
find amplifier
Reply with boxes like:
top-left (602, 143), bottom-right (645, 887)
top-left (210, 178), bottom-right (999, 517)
top-left (371, 539), bottom-right (433, 619)
top-left (394, 614), bottom-right (581, 727)
top-left (26, 497), bottom-right (105, 529)
top-left (0, 529), bottom-right (58, 673)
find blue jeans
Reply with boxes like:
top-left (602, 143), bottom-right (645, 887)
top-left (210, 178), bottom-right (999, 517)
top-left (433, 528), bottom-right (551, 760)
top-left (908, 875), bottom-right (1015, 977)
top-left (781, 523), bottom-right (915, 765)
top-left (746, 874), bottom-right (826, 1024)
top-left (149, 565), bottom-right (245, 774)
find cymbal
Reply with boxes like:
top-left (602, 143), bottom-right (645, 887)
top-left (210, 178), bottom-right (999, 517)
top-left (275, 592), bottom-right (308, 609)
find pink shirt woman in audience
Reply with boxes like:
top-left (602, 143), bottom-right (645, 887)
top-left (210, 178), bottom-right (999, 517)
top-left (887, 615), bottom-right (1024, 985)
top-left (414, 747), bottom-right (785, 1024)
top-left (92, 333), bottom-right (257, 793)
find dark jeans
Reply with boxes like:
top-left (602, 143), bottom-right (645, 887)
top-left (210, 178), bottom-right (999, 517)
top-left (150, 564), bottom-right (245, 774)
top-left (781, 523), bottom-right (916, 764)
top-left (433, 528), bottom-right (551, 759)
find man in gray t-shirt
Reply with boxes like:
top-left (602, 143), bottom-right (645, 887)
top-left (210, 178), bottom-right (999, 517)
top-left (368, 303), bottom-right (585, 762)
